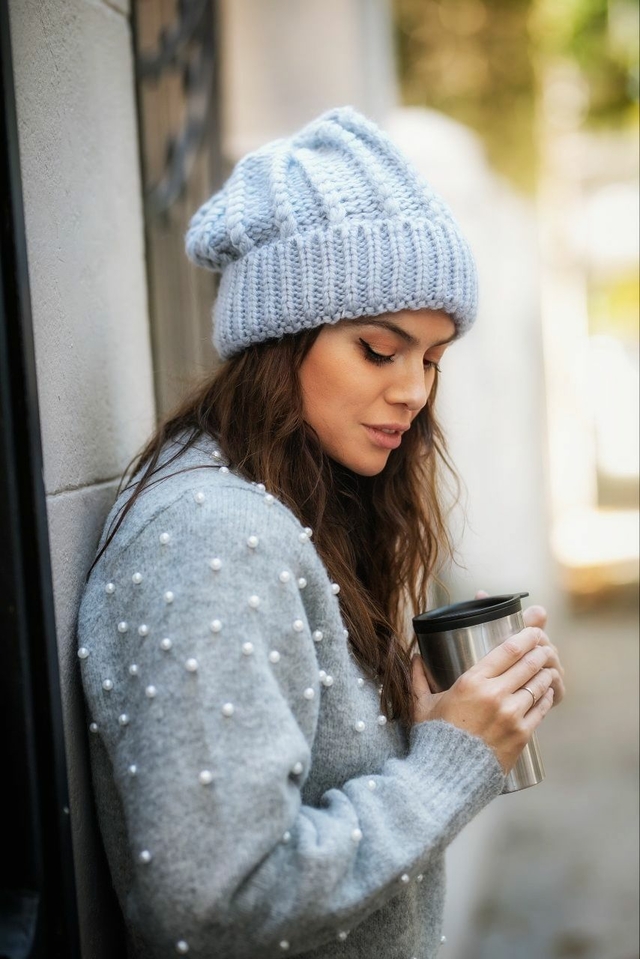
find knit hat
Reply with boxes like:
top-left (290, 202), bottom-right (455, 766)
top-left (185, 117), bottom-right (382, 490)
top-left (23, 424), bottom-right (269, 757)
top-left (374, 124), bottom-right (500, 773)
top-left (186, 106), bottom-right (478, 359)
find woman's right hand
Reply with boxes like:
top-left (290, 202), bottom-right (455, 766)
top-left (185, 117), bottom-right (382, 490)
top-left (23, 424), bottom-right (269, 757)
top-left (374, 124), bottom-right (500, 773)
top-left (411, 627), bottom-right (555, 774)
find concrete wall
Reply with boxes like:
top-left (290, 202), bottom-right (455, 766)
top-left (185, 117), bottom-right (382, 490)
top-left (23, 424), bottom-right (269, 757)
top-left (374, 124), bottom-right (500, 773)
top-left (8, 0), bottom-right (155, 955)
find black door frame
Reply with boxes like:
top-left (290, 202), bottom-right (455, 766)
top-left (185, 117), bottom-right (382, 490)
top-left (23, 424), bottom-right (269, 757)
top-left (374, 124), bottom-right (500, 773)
top-left (0, 4), bottom-right (80, 957)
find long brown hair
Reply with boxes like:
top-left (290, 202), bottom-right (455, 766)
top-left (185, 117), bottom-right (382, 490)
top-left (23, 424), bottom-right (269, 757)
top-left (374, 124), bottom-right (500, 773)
top-left (90, 328), bottom-right (458, 726)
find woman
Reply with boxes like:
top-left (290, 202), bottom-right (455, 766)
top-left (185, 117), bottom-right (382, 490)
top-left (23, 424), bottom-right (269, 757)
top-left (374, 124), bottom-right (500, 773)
top-left (77, 106), bottom-right (564, 959)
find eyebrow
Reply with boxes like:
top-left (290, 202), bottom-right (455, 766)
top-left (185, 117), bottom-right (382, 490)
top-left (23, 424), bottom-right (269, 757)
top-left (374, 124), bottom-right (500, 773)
top-left (349, 318), bottom-right (457, 348)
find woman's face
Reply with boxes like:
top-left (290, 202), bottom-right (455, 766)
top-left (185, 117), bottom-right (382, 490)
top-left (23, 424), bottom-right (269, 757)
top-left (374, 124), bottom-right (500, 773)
top-left (299, 309), bottom-right (456, 476)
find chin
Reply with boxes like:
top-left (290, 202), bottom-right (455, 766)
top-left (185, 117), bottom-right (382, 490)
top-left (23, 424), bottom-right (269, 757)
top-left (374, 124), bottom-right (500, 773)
top-left (340, 455), bottom-right (390, 477)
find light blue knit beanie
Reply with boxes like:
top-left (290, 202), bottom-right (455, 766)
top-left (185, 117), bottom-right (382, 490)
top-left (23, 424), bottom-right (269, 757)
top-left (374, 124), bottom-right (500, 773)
top-left (186, 106), bottom-right (478, 359)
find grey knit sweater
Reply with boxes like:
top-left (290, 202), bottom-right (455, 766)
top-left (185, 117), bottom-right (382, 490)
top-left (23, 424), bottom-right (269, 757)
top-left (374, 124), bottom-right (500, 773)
top-left (76, 433), bottom-right (504, 959)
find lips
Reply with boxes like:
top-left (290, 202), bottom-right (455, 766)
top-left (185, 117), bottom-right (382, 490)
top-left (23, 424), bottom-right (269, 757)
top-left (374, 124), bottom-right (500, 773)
top-left (363, 424), bottom-right (408, 450)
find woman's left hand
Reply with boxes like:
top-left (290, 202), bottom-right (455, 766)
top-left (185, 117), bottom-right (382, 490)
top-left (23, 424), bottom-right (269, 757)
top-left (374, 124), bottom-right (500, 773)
top-left (475, 591), bottom-right (565, 706)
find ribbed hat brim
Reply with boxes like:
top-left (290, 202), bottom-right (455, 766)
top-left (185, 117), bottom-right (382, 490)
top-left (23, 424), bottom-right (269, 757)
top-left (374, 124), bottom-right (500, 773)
top-left (213, 217), bottom-right (477, 358)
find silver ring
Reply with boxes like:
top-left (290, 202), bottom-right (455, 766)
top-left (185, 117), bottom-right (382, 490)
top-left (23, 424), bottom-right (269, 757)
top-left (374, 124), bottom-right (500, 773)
top-left (522, 685), bottom-right (537, 708)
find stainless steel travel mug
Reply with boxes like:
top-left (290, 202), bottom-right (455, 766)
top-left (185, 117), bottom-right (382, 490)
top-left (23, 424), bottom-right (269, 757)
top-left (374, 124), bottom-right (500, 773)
top-left (413, 593), bottom-right (545, 793)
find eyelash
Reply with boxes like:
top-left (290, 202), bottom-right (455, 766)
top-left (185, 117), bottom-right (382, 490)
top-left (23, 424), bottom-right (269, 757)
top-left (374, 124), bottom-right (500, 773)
top-left (359, 339), bottom-right (442, 373)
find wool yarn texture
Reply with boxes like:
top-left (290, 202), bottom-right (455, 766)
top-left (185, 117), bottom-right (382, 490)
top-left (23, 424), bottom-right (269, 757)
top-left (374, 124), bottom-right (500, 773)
top-left (185, 105), bottom-right (478, 358)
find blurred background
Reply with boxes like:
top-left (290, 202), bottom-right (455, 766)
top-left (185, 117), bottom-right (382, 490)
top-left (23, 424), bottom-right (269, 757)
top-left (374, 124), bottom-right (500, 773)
top-left (5, 0), bottom-right (638, 956)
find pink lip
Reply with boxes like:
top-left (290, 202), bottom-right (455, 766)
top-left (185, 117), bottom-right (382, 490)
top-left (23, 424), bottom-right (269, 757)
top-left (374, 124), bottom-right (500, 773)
top-left (363, 424), bottom-right (408, 450)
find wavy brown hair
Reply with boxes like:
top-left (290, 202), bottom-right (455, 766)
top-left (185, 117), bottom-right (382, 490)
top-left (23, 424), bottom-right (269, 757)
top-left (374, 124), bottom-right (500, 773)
top-left (89, 328), bottom-right (458, 726)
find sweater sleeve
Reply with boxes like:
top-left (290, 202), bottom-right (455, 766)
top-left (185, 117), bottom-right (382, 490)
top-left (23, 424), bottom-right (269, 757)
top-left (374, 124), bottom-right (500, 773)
top-left (79, 482), bottom-right (504, 957)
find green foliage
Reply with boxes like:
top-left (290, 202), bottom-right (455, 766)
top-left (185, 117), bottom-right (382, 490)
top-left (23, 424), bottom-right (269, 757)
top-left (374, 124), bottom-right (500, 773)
top-left (393, 0), bottom-right (639, 190)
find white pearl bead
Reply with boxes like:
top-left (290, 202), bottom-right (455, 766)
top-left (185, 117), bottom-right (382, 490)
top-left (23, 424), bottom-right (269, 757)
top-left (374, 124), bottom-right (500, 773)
top-left (265, 493), bottom-right (274, 504)
top-left (269, 650), bottom-right (280, 664)
top-left (303, 687), bottom-right (314, 700)
top-left (337, 931), bottom-right (348, 942)
top-left (129, 663), bottom-right (139, 676)
top-left (297, 577), bottom-right (307, 589)
top-left (304, 527), bottom-right (313, 537)
top-left (199, 770), bottom-right (213, 785)
top-left (175, 941), bottom-right (189, 955)
top-left (105, 582), bottom-right (116, 594)
top-left (247, 535), bottom-right (259, 549)
top-left (298, 532), bottom-right (308, 543)
top-left (256, 483), bottom-right (266, 492)
top-left (292, 619), bottom-right (304, 632)
top-left (128, 764), bottom-right (137, 776)
top-left (279, 570), bottom-right (291, 583)
top-left (138, 850), bottom-right (152, 864)
top-left (194, 491), bottom-right (205, 504)
top-left (377, 715), bottom-right (387, 726)
top-left (343, 628), bottom-right (349, 639)
top-left (220, 466), bottom-right (229, 474)
top-left (221, 703), bottom-right (234, 717)
top-left (279, 943), bottom-right (289, 952)
top-left (440, 934), bottom-right (447, 943)
top-left (159, 532), bottom-right (170, 545)
top-left (77, 647), bottom-right (89, 660)
top-left (282, 831), bottom-right (291, 843)
top-left (209, 557), bottom-right (222, 571)
top-left (89, 722), bottom-right (99, 733)
top-left (312, 630), bottom-right (323, 643)
top-left (185, 658), bottom-right (198, 672)
top-left (118, 714), bottom-right (129, 726)
top-left (117, 621), bottom-right (128, 633)
top-left (145, 685), bottom-right (157, 698)
top-left (160, 638), bottom-right (172, 651)
top-left (354, 720), bottom-right (365, 732)
top-left (357, 678), bottom-right (365, 688)
top-left (138, 624), bottom-right (149, 637)
top-left (248, 595), bottom-right (260, 608)
top-left (323, 675), bottom-right (334, 687)
top-left (132, 572), bottom-right (142, 584)
top-left (367, 779), bottom-right (376, 791)
top-left (351, 828), bottom-right (363, 843)
top-left (291, 761), bottom-right (303, 776)
top-left (242, 642), bottom-right (254, 656)
top-left (400, 873), bottom-right (410, 884)
top-left (102, 679), bottom-right (113, 691)
top-left (210, 619), bottom-right (222, 633)
top-left (318, 670), bottom-right (327, 681)
top-left (331, 583), bottom-right (340, 594)
top-left (212, 450), bottom-right (222, 460)
top-left (417, 874), bottom-right (424, 883)
top-left (164, 590), bottom-right (174, 604)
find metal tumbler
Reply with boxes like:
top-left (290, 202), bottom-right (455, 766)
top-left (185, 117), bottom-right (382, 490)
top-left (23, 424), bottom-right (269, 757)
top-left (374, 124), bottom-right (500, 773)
top-left (413, 593), bottom-right (545, 794)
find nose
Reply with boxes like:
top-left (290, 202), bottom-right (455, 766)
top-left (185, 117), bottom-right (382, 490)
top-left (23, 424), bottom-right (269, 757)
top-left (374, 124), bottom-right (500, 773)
top-left (385, 361), bottom-right (431, 412)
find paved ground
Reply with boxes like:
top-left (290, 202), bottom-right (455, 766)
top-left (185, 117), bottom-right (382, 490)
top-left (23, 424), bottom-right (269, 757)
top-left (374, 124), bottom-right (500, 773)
top-left (450, 594), bottom-right (639, 959)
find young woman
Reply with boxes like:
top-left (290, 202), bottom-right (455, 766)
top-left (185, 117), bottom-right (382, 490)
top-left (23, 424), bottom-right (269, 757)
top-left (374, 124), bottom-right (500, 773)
top-left (77, 106), bottom-right (564, 959)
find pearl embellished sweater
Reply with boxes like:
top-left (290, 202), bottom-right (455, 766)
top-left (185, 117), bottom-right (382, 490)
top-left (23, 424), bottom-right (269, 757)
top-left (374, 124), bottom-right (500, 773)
top-left (76, 433), bottom-right (505, 959)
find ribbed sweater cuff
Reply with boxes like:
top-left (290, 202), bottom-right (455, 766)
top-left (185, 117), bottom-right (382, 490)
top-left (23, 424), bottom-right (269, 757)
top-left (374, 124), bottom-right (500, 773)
top-left (407, 719), bottom-right (505, 819)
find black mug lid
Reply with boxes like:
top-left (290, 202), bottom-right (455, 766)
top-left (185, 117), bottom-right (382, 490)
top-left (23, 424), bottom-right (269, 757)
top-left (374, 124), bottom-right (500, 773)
top-left (413, 592), bottom-right (529, 634)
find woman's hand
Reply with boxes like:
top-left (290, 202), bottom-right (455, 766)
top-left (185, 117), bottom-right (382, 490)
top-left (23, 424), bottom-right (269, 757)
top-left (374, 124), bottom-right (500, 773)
top-left (411, 626), bottom-right (556, 775)
top-left (476, 591), bottom-right (565, 706)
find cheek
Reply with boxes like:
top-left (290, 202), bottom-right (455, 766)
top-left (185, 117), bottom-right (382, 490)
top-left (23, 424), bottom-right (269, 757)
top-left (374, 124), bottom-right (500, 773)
top-left (300, 352), bottom-right (354, 427)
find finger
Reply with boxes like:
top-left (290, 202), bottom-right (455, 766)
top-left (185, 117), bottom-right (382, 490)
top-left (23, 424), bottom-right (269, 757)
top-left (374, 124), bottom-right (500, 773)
top-left (516, 668), bottom-right (553, 713)
top-left (523, 604), bottom-right (548, 629)
top-left (497, 644), bottom-right (551, 693)
top-left (522, 686), bottom-right (555, 734)
top-left (411, 654), bottom-right (433, 697)
top-left (532, 636), bottom-right (565, 704)
top-left (473, 627), bottom-right (543, 680)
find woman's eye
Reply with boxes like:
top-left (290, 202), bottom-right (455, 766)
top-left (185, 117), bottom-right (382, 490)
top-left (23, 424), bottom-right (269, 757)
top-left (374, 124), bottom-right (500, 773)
top-left (360, 339), bottom-right (394, 365)
top-left (424, 360), bottom-right (442, 373)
